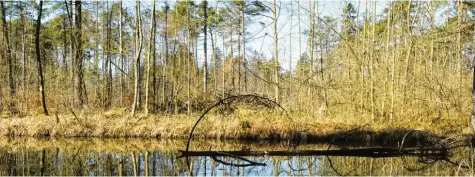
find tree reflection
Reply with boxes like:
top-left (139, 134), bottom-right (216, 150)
top-left (0, 138), bottom-right (473, 176)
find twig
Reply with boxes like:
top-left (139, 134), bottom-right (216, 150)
top-left (211, 156), bottom-right (265, 167)
top-left (55, 112), bottom-right (59, 123)
top-left (61, 102), bottom-right (79, 121)
top-left (399, 130), bottom-right (417, 151)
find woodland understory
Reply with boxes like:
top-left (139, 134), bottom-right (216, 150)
top-left (0, 1), bottom-right (475, 139)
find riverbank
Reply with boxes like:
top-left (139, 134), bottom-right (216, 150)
top-left (0, 137), bottom-right (345, 154)
top-left (0, 108), bottom-right (472, 145)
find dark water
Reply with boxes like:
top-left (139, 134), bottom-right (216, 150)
top-left (0, 138), bottom-right (473, 176)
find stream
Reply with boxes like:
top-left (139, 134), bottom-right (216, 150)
top-left (0, 138), bottom-right (473, 176)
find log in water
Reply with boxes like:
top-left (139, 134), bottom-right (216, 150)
top-left (179, 147), bottom-right (449, 158)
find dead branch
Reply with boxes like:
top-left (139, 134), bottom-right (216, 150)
top-left (183, 94), bottom-right (291, 173)
top-left (185, 94), bottom-right (290, 152)
top-left (179, 148), bottom-right (449, 158)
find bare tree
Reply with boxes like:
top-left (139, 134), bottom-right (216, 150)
top-left (242, 2), bottom-right (247, 91)
top-left (297, 0), bottom-right (301, 110)
top-left (0, 84), bottom-right (3, 114)
top-left (119, 1), bottom-right (124, 106)
top-left (145, 0), bottom-right (156, 116)
top-left (94, 1), bottom-right (100, 104)
top-left (162, 2), bottom-right (169, 108)
top-left (131, 0), bottom-right (143, 116)
top-left (1, 1), bottom-right (16, 101)
top-left (20, 2), bottom-right (28, 111)
top-left (132, 1), bottom-right (143, 116)
top-left (75, 1), bottom-right (85, 108)
top-left (471, 26), bottom-right (475, 132)
top-left (273, 0), bottom-right (279, 103)
top-left (105, 1), bottom-right (113, 109)
top-left (35, 1), bottom-right (48, 115)
top-left (187, 1), bottom-right (191, 115)
top-left (203, 0), bottom-right (208, 97)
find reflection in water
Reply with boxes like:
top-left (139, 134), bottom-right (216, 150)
top-left (0, 138), bottom-right (473, 176)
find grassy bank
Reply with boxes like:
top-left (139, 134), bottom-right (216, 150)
top-left (0, 137), bottom-right (340, 154)
top-left (0, 108), bottom-right (472, 145)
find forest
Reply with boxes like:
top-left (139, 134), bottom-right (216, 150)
top-left (0, 0), bottom-right (475, 139)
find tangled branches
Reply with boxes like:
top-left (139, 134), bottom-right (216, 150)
top-left (183, 94), bottom-right (290, 175)
top-left (185, 93), bottom-right (290, 152)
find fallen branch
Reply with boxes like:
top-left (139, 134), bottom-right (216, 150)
top-left (179, 148), bottom-right (449, 158)
top-left (185, 94), bottom-right (290, 152)
top-left (184, 94), bottom-right (291, 174)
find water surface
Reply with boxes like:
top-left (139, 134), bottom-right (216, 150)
top-left (0, 138), bottom-right (473, 176)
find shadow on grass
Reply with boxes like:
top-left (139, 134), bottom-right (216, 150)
top-left (243, 128), bottom-right (471, 148)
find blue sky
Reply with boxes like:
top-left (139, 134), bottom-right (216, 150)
top-left (36, 0), bottom-right (390, 72)
top-left (192, 0), bottom-right (389, 71)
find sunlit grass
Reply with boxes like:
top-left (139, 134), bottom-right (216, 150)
top-left (0, 106), bottom-right (471, 141)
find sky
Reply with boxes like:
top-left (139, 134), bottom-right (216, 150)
top-left (191, 0), bottom-right (389, 71)
top-left (32, 0), bottom-right (390, 72)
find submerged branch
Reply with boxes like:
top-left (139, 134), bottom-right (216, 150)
top-left (179, 147), bottom-right (449, 158)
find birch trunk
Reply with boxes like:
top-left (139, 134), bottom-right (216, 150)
top-left (131, 1), bottom-right (143, 116)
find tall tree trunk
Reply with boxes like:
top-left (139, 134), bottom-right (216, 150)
top-left (118, 2), bottom-right (124, 106)
top-left (370, 1), bottom-right (376, 122)
top-left (20, 2), bottom-right (27, 111)
top-left (152, 3), bottom-right (158, 112)
top-left (203, 0), bottom-right (208, 97)
top-left (429, 1), bottom-right (434, 79)
top-left (75, 1), bottom-right (85, 108)
top-left (172, 34), bottom-right (179, 114)
top-left (472, 59), bottom-right (475, 132)
top-left (222, 30), bottom-right (226, 98)
top-left (231, 29), bottom-right (234, 90)
top-left (309, 1), bottom-right (314, 78)
top-left (457, 0), bottom-right (462, 90)
top-left (242, 2), bottom-right (247, 92)
top-left (172, 7), bottom-right (179, 114)
top-left (63, 13), bottom-right (68, 75)
top-left (385, 1), bottom-right (392, 119)
top-left (0, 84), bottom-right (3, 113)
top-left (273, 0), bottom-right (279, 104)
top-left (105, 2), bottom-right (113, 109)
top-left (321, 5), bottom-right (328, 108)
top-left (35, 1), bottom-right (48, 115)
top-left (210, 29), bottom-right (217, 95)
top-left (401, 0), bottom-right (412, 114)
top-left (65, 1), bottom-right (75, 102)
top-left (101, 1), bottom-right (106, 107)
top-left (390, 29), bottom-right (396, 121)
top-left (1, 1), bottom-right (16, 104)
top-left (95, 1), bottom-right (100, 104)
top-left (162, 2), bottom-right (169, 109)
top-left (238, 29), bottom-right (241, 92)
top-left (187, 2), bottom-right (191, 115)
top-left (308, 1), bottom-right (314, 112)
top-left (289, 1), bottom-right (292, 79)
top-left (131, 0), bottom-right (143, 116)
top-left (145, 0), bottom-right (156, 116)
top-left (297, 0), bottom-right (301, 111)
top-left (471, 24), bottom-right (475, 132)
top-left (360, 1), bottom-right (368, 111)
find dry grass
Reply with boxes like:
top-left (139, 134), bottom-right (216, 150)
top-left (0, 107), bottom-right (472, 143)
top-left (0, 137), bottom-right (340, 154)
